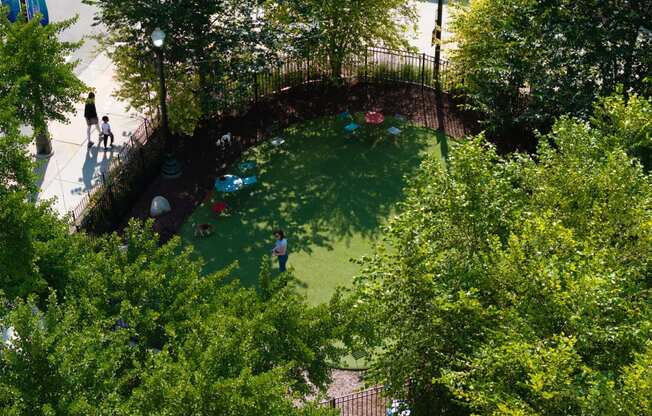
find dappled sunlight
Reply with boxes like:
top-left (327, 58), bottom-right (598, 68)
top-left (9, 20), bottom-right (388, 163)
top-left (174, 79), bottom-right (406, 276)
top-left (180, 114), bottom-right (448, 302)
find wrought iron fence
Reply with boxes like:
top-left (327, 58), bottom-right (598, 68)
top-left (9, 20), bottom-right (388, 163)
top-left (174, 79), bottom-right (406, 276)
top-left (321, 386), bottom-right (386, 416)
top-left (68, 118), bottom-right (160, 232)
top-left (69, 46), bottom-right (463, 233)
top-left (206, 46), bottom-right (463, 114)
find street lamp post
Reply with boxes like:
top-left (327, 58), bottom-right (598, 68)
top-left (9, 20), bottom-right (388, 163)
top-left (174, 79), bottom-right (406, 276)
top-left (151, 27), bottom-right (182, 179)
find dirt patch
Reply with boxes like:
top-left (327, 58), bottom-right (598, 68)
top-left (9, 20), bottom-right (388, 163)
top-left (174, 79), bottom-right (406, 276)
top-left (118, 82), bottom-right (480, 241)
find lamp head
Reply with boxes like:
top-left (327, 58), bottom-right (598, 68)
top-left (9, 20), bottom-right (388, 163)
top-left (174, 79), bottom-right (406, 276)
top-left (151, 27), bottom-right (165, 48)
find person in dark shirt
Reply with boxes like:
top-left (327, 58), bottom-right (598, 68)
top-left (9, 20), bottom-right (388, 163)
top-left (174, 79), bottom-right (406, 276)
top-left (84, 92), bottom-right (101, 148)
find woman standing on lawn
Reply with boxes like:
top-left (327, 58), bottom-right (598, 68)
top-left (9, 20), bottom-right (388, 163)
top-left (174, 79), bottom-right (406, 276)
top-left (272, 229), bottom-right (288, 272)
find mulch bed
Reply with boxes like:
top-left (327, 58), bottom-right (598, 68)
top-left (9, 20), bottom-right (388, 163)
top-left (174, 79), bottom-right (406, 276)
top-left (118, 82), bottom-right (482, 242)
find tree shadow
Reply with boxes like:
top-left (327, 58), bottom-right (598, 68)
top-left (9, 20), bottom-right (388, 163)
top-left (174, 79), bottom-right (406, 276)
top-left (182, 115), bottom-right (445, 288)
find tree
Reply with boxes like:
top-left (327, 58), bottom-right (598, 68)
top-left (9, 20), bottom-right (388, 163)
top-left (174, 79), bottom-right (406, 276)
top-left (269, 0), bottom-right (417, 78)
top-left (86, 0), bottom-right (281, 134)
top-left (450, 0), bottom-right (652, 136)
top-left (0, 101), bottom-right (75, 300)
top-left (591, 90), bottom-right (652, 171)
top-left (0, 218), bottom-right (342, 414)
top-left (337, 98), bottom-right (652, 414)
top-left (0, 15), bottom-right (86, 156)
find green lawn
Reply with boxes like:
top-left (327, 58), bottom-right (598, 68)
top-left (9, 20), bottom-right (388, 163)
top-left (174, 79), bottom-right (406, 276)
top-left (180, 114), bottom-right (449, 306)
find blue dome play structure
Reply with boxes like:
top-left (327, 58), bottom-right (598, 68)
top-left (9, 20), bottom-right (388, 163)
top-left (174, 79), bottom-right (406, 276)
top-left (2, 0), bottom-right (49, 26)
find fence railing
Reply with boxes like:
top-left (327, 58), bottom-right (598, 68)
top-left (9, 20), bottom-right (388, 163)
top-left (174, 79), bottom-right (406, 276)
top-left (69, 46), bottom-right (463, 233)
top-left (68, 117), bottom-right (160, 232)
top-left (205, 46), bottom-right (464, 114)
top-left (321, 386), bottom-right (386, 416)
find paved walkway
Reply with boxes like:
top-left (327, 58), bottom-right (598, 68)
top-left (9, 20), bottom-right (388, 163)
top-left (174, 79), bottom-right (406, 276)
top-left (33, 53), bottom-right (142, 217)
top-left (33, 1), bottom-right (141, 218)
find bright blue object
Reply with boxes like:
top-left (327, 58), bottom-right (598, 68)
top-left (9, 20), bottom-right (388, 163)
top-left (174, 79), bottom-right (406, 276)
top-left (338, 111), bottom-right (352, 120)
top-left (2, 0), bottom-right (21, 22)
top-left (215, 175), bottom-right (243, 193)
top-left (242, 176), bottom-right (257, 186)
top-left (344, 122), bottom-right (360, 133)
top-left (239, 161), bottom-right (256, 171)
top-left (26, 0), bottom-right (48, 25)
top-left (387, 126), bottom-right (401, 135)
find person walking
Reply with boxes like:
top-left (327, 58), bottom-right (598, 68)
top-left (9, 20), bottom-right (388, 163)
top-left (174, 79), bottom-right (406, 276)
top-left (84, 92), bottom-right (101, 148)
top-left (271, 229), bottom-right (288, 272)
top-left (100, 116), bottom-right (115, 149)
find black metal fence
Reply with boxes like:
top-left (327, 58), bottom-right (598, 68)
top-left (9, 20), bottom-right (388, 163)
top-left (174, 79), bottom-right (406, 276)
top-left (69, 47), bottom-right (463, 233)
top-left (321, 386), bottom-right (386, 416)
top-left (69, 118), bottom-right (163, 233)
top-left (206, 46), bottom-right (464, 114)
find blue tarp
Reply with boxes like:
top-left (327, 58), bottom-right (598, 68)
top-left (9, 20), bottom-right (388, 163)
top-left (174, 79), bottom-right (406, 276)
top-left (1, 0), bottom-right (21, 22)
top-left (26, 0), bottom-right (49, 26)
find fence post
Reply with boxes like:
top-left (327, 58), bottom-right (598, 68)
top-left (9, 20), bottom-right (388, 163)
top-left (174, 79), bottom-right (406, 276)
top-left (107, 183), bottom-right (115, 222)
top-left (420, 53), bottom-right (426, 90)
top-left (364, 47), bottom-right (368, 82)
top-left (254, 73), bottom-right (258, 106)
top-left (329, 398), bottom-right (336, 409)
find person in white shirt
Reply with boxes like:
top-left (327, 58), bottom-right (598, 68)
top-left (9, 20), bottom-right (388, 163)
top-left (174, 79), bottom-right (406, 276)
top-left (100, 115), bottom-right (115, 149)
top-left (271, 229), bottom-right (288, 272)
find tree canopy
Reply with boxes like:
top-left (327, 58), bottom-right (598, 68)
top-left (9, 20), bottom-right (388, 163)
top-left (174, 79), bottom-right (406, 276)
top-left (0, 100), bottom-right (341, 414)
top-left (268, 0), bottom-right (417, 78)
top-left (1, 220), bottom-right (342, 414)
top-left (337, 96), bottom-right (652, 415)
top-left (85, 0), bottom-right (282, 134)
top-left (450, 0), bottom-right (652, 136)
top-left (0, 15), bottom-right (86, 154)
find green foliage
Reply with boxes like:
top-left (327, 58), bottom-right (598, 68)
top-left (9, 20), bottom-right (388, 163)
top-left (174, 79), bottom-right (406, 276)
top-left (0, 125), bottom-right (32, 196)
top-left (338, 99), bottom-right (652, 414)
top-left (450, 0), bottom-right (652, 135)
top-left (0, 107), bottom-right (75, 300)
top-left (87, 0), bottom-right (281, 133)
top-left (0, 15), bottom-right (86, 135)
top-left (0, 98), bottom-right (340, 411)
top-left (269, 0), bottom-right (417, 78)
top-left (0, 220), bottom-right (341, 414)
top-left (619, 342), bottom-right (652, 415)
top-left (110, 36), bottom-right (202, 136)
top-left (591, 91), bottom-right (652, 171)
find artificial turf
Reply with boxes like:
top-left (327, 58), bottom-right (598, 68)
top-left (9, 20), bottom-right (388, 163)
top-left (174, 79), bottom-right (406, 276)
top-left (179, 114), bottom-right (449, 306)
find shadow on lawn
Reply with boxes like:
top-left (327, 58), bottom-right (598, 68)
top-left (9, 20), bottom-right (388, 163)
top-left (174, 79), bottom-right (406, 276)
top-left (183, 115), bottom-right (446, 287)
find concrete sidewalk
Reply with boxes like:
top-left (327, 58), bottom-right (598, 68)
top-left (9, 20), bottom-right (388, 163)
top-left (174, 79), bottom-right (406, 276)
top-left (34, 52), bottom-right (142, 218)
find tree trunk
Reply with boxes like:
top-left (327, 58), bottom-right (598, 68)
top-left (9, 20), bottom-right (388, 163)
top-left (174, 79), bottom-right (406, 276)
top-left (329, 54), bottom-right (343, 81)
top-left (35, 128), bottom-right (53, 157)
